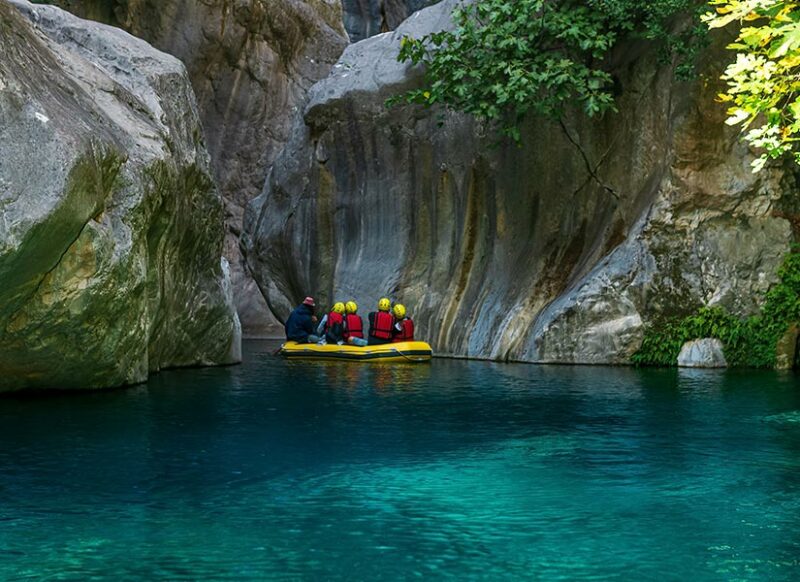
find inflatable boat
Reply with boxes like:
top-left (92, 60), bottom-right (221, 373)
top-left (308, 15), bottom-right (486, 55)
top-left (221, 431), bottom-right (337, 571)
top-left (280, 341), bottom-right (433, 362)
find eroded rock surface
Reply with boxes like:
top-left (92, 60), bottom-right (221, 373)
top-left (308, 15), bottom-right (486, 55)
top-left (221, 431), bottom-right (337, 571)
top-left (774, 324), bottom-right (799, 370)
top-left (677, 339), bottom-right (728, 368)
top-left (51, 0), bottom-right (350, 335)
top-left (342, 0), bottom-right (440, 41)
top-left (0, 0), bottom-right (240, 391)
top-left (243, 0), bottom-right (796, 363)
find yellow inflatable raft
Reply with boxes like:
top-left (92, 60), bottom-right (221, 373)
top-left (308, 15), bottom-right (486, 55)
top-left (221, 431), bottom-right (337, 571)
top-left (280, 341), bottom-right (432, 362)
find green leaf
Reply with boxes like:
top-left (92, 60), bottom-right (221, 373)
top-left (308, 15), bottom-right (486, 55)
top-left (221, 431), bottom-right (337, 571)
top-left (390, 0), bottom-right (705, 143)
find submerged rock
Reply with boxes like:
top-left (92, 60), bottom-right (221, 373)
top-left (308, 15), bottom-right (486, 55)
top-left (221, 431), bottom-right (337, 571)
top-left (677, 340), bottom-right (728, 368)
top-left (50, 0), bottom-right (350, 335)
top-left (0, 0), bottom-right (240, 391)
top-left (243, 0), bottom-right (796, 364)
top-left (763, 411), bottom-right (800, 425)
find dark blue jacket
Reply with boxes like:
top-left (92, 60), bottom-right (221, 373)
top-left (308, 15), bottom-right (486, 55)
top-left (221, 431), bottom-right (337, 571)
top-left (285, 304), bottom-right (315, 341)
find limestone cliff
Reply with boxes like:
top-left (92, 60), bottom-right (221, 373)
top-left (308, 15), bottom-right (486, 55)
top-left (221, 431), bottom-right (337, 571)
top-left (342, 0), bottom-right (439, 41)
top-left (243, 0), bottom-right (797, 364)
top-left (0, 0), bottom-right (240, 391)
top-left (50, 0), bottom-right (350, 335)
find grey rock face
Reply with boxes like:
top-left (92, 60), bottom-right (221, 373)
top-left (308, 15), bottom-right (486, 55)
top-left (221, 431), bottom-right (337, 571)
top-left (774, 324), bottom-right (799, 370)
top-left (342, 0), bottom-right (440, 42)
top-left (677, 339), bottom-right (728, 368)
top-left (0, 0), bottom-right (240, 391)
top-left (51, 0), bottom-right (350, 335)
top-left (243, 0), bottom-right (796, 364)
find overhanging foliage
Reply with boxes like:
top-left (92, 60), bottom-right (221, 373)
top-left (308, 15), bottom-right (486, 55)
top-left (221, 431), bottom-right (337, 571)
top-left (391, 0), bottom-right (707, 141)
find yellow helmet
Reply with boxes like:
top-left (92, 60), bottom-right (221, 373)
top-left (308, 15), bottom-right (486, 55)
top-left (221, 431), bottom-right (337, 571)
top-left (345, 301), bottom-right (358, 314)
top-left (378, 297), bottom-right (391, 312)
top-left (332, 302), bottom-right (346, 314)
top-left (393, 303), bottom-right (406, 319)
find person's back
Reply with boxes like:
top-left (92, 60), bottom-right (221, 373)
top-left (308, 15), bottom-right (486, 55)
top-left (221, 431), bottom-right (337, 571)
top-left (391, 303), bottom-right (415, 342)
top-left (344, 301), bottom-right (367, 346)
top-left (368, 297), bottom-right (395, 345)
top-left (285, 297), bottom-right (319, 343)
top-left (324, 302), bottom-right (346, 344)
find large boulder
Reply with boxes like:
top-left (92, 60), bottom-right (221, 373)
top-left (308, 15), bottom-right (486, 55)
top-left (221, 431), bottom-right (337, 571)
top-left (0, 0), bottom-right (240, 391)
top-left (243, 0), bottom-right (796, 363)
top-left (342, 0), bottom-right (440, 42)
top-left (50, 0), bottom-right (350, 335)
top-left (677, 339), bottom-right (728, 368)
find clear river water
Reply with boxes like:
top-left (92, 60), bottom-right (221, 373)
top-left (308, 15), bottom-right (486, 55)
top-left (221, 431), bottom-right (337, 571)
top-left (1, 340), bottom-right (800, 580)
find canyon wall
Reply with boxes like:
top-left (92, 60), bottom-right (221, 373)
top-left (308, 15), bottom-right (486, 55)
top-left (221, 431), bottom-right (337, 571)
top-left (50, 0), bottom-right (350, 335)
top-left (342, 0), bottom-right (439, 41)
top-left (243, 0), bottom-right (797, 363)
top-left (0, 0), bottom-right (240, 391)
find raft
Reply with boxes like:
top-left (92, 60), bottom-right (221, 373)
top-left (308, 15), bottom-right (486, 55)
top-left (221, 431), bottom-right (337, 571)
top-left (280, 340), bottom-right (432, 362)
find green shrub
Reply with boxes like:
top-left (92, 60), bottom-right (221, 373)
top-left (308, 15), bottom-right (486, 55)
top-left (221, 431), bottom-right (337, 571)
top-left (632, 247), bottom-right (800, 368)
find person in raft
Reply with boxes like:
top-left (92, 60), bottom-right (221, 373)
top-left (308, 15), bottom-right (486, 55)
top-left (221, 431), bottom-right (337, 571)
top-left (344, 301), bottom-right (368, 347)
top-left (368, 297), bottom-right (395, 345)
top-left (316, 302), bottom-right (346, 344)
top-left (285, 296), bottom-right (321, 343)
top-left (391, 303), bottom-right (415, 342)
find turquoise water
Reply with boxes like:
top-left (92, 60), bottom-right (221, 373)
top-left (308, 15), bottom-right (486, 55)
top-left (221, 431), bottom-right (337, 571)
top-left (1, 341), bottom-right (800, 580)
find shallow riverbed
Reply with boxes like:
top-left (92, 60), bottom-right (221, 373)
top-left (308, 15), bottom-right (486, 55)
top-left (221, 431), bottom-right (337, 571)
top-left (1, 341), bottom-right (799, 580)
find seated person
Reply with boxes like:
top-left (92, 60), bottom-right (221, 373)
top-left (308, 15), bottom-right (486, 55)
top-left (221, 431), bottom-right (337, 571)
top-left (368, 297), bottom-right (395, 345)
top-left (344, 301), bottom-right (367, 347)
top-left (284, 297), bottom-right (320, 343)
top-left (391, 303), bottom-right (415, 342)
top-left (317, 302), bottom-right (346, 344)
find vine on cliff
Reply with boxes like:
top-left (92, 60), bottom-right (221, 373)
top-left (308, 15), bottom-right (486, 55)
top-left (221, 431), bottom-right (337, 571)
top-left (390, 0), bottom-right (707, 141)
top-left (632, 247), bottom-right (800, 367)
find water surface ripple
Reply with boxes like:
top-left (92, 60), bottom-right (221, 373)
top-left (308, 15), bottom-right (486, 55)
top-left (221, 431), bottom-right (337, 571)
top-left (1, 341), bottom-right (799, 580)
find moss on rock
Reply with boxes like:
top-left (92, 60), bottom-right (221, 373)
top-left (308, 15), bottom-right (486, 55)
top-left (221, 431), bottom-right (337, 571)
top-left (0, 2), bottom-right (239, 392)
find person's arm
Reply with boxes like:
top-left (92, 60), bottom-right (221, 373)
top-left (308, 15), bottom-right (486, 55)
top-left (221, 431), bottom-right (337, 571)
top-left (316, 314), bottom-right (327, 336)
top-left (301, 312), bottom-right (314, 335)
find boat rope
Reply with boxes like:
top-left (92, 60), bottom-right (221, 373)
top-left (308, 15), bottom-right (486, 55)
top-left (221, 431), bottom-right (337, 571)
top-left (394, 349), bottom-right (423, 363)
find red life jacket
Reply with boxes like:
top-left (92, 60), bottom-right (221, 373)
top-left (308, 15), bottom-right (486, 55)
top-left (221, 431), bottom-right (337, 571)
top-left (393, 318), bottom-right (415, 342)
top-left (326, 311), bottom-right (344, 331)
top-left (344, 314), bottom-right (364, 339)
top-left (370, 311), bottom-right (394, 340)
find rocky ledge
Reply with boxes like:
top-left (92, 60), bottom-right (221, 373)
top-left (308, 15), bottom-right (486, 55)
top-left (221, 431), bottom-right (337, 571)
top-left (0, 0), bottom-right (240, 391)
